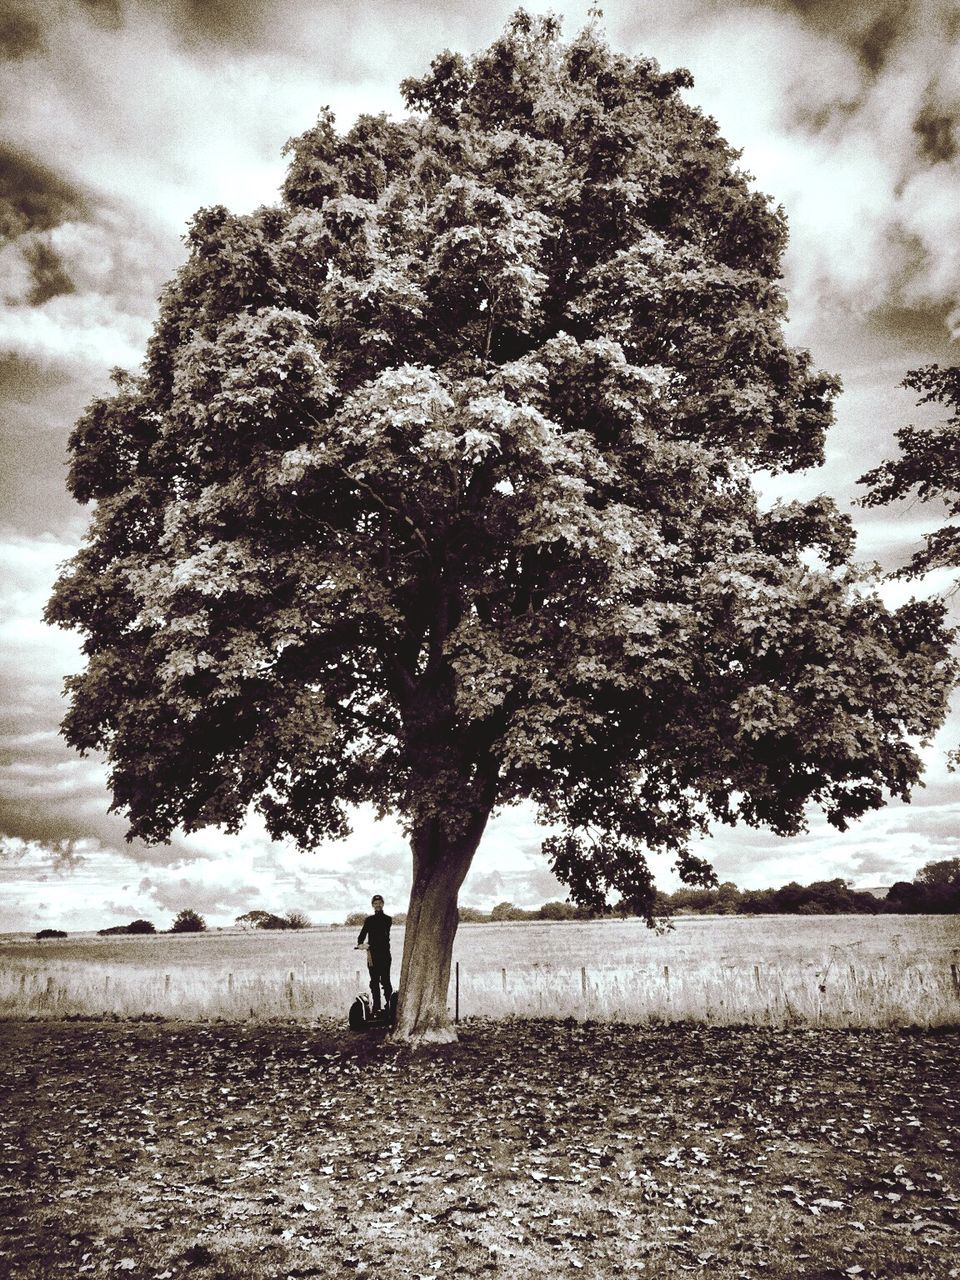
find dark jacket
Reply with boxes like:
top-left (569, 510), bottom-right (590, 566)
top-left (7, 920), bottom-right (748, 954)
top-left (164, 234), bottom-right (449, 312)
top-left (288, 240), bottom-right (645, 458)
top-left (357, 912), bottom-right (392, 957)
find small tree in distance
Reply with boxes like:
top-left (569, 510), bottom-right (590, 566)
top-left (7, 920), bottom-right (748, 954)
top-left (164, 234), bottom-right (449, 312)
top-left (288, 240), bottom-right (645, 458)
top-left (126, 918), bottom-right (156, 934)
top-left (539, 900), bottom-right (578, 920)
top-left (171, 909), bottom-right (206, 934)
top-left (236, 909), bottom-right (274, 929)
top-left (491, 902), bottom-right (520, 922)
top-left (46, 12), bottom-right (956, 1043)
top-left (235, 908), bottom-right (312, 928)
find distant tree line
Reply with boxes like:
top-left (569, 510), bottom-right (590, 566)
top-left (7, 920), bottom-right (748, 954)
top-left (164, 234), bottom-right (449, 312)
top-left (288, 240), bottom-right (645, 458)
top-left (338, 859), bottom-right (959, 926)
top-left (345, 910), bottom-right (408, 927)
top-left (34, 859), bottom-right (960, 941)
top-left (88, 908), bottom-right (207, 937)
top-left (36, 906), bottom-right (317, 939)
top-left (658, 859), bottom-right (959, 917)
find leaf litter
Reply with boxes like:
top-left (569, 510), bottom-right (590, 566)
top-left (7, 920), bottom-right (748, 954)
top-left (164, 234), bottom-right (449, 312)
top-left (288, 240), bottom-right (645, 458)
top-left (0, 1017), bottom-right (957, 1278)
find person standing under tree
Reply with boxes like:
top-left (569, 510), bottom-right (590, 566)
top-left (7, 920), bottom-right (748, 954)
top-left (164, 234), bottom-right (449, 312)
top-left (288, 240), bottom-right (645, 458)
top-left (356, 895), bottom-right (392, 1016)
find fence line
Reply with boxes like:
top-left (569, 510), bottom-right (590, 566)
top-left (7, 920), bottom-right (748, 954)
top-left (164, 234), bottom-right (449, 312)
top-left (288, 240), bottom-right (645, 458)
top-left (1, 957), bottom-right (958, 1026)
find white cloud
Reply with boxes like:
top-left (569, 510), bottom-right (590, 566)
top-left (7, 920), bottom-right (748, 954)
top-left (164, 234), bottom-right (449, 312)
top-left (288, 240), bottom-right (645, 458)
top-left (0, 296), bottom-right (151, 369)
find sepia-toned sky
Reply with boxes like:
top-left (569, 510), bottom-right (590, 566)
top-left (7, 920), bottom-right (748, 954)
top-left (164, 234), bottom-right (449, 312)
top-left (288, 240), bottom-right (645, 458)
top-left (2, 0), bottom-right (959, 932)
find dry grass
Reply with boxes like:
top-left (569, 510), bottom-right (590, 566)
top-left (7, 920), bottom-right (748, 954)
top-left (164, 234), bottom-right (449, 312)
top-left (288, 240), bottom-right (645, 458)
top-left (2, 916), bottom-right (957, 1026)
top-left (456, 953), bottom-right (960, 1026)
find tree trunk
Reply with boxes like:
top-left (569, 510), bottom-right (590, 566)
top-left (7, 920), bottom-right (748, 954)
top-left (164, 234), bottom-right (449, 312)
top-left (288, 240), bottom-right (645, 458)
top-left (392, 812), bottom-right (489, 1045)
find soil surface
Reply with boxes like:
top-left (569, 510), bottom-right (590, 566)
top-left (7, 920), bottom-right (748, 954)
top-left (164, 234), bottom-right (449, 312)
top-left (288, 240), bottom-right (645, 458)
top-left (1, 1017), bottom-right (958, 1279)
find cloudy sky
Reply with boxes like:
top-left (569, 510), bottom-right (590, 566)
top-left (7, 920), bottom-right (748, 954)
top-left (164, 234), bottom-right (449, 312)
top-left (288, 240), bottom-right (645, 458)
top-left (2, 0), bottom-right (959, 933)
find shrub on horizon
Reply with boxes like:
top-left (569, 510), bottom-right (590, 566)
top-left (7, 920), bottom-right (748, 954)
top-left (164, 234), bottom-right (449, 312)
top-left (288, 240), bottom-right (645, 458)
top-left (171, 908), bottom-right (206, 933)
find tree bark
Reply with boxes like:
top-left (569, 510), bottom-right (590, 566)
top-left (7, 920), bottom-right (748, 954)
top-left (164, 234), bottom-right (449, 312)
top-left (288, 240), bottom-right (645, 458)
top-left (392, 811), bottom-right (489, 1045)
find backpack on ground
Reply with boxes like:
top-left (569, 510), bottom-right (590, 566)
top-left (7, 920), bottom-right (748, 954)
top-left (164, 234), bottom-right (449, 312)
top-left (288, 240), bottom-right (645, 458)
top-left (348, 993), bottom-right (370, 1031)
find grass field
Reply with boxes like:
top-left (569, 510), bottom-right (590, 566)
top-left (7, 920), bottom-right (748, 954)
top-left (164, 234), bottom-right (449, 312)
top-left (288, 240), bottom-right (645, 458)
top-left (2, 915), bottom-right (958, 1026)
top-left (2, 1017), bottom-right (958, 1280)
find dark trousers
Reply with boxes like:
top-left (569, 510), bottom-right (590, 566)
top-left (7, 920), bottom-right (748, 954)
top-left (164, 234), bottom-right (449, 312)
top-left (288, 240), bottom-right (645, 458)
top-left (368, 952), bottom-right (392, 1011)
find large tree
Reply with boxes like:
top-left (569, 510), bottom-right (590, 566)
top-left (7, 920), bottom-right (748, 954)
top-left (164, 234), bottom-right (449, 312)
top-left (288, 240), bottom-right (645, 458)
top-left (47, 13), bottom-right (955, 1042)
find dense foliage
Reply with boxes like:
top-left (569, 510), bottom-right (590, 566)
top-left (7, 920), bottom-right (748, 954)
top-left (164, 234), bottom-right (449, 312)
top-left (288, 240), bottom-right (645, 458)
top-left (885, 856), bottom-right (960, 915)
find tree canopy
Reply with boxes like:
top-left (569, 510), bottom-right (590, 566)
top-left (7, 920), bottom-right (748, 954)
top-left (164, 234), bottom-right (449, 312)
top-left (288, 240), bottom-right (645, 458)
top-left (46, 11), bottom-right (956, 1039)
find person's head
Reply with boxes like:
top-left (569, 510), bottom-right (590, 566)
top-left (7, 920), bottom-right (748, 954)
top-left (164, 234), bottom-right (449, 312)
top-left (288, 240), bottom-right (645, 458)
top-left (371, 894), bottom-right (384, 913)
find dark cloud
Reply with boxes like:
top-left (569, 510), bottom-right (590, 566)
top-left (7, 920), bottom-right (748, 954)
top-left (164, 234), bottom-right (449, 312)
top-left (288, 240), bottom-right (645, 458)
top-left (23, 240), bottom-right (75, 305)
top-left (0, 7), bottom-right (45, 61)
top-left (852, 851), bottom-right (903, 873)
top-left (73, 0), bottom-right (500, 87)
top-left (745, 1), bottom-right (929, 76)
top-left (913, 105), bottom-right (957, 164)
top-left (82, 0), bottom-right (301, 57)
top-left (0, 350), bottom-right (66, 400)
top-left (0, 146), bottom-right (89, 239)
top-left (856, 8), bottom-right (901, 74)
top-left (863, 302), bottom-right (958, 353)
top-left (167, 0), bottom-right (491, 63)
top-left (790, 94), bottom-right (862, 137)
top-left (78, 0), bottom-right (124, 30)
top-left (760, 0), bottom-right (902, 73)
top-left (0, 768), bottom-right (148, 854)
top-left (173, 0), bottom-right (268, 47)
